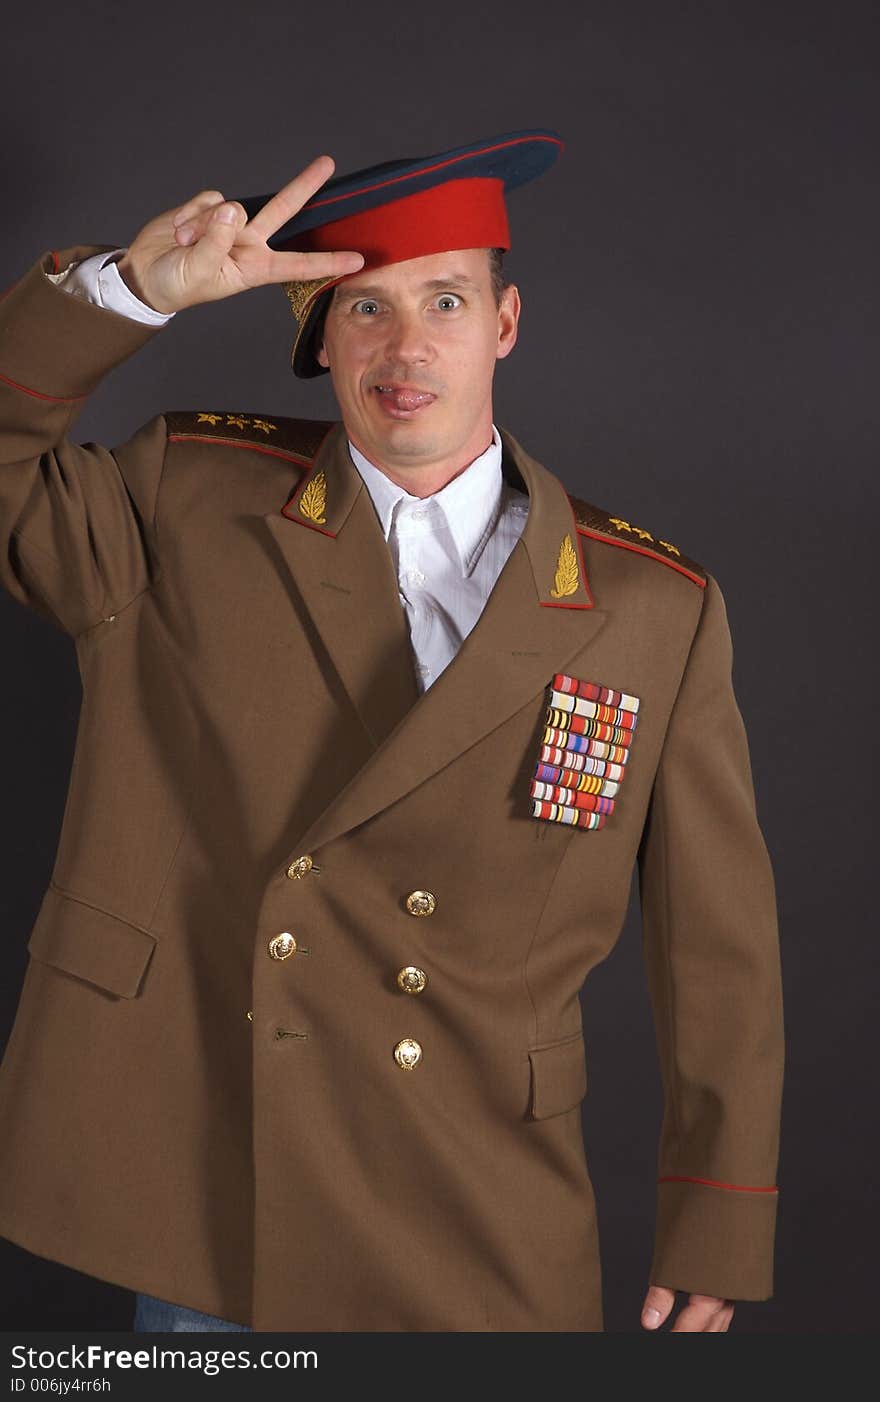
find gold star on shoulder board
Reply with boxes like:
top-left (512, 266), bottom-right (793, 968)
top-left (196, 412), bottom-right (223, 425)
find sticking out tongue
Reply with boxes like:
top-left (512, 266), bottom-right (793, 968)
top-left (377, 387), bottom-right (435, 411)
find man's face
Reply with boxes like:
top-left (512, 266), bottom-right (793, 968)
top-left (315, 247), bottom-right (520, 480)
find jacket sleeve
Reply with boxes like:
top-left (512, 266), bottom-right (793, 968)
top-left (0, 244), bottom-right (170, 636)
top-left (636, 570), bottom-right (785, 1301)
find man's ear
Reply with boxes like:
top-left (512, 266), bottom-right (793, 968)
top-left (496, 283), bottom-right (520, 361)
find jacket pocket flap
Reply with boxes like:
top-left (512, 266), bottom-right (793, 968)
top-left (26, 883), bottom-right (157, 999)
top-left (528, 1031), bottom-right (588, 1119)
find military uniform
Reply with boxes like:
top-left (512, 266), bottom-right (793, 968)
top-left (0, 239), bottom-right (784, 1330)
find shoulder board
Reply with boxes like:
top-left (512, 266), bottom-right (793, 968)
top-left (165, 411), bottom-right (335, 463)
top-left (568, 493), bottom-right (707, 587)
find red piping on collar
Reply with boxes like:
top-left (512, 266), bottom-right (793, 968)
top-left (280, 509), bottom-right (337, 539)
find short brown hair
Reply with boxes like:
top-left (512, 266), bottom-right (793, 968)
top-left (487, 246), bottom-right (508, 306)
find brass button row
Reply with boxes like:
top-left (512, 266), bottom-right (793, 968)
top-left (267, 866), bottom-right (436, 1069)
top-left (393, 891), bottom-right (435, 1064)
top-left (269, 854), bottom-right (315, 973)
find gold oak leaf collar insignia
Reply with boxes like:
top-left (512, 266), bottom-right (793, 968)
top-left (550, 533), bottom-right (580, 598)
top-left (298, 470), bottom-right (328, 526)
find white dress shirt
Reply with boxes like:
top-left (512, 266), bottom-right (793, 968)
top-left (50, 250), bottom-right (530, 692)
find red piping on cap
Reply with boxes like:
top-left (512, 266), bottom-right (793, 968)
top-left (302, 133), bottom-right (564, 214)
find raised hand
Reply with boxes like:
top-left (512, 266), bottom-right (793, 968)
top-left (116, 155), bottom-right (364, 315)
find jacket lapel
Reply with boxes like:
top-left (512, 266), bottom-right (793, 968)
top-left (262, 421), bottom-right (609, 853)
top-left (262, 422), bottom-right (421, 750)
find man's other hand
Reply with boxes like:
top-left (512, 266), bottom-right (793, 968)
top-left (116, 155), bottom-right (365, 315)
top-left (641, 1284), bottom-right (735, 1332)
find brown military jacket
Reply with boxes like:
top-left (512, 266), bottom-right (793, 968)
top-left (0, 245), bottom-right (784, 1331)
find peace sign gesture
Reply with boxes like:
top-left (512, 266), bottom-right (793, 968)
top-left (116, 155), bottom-right (364, 315)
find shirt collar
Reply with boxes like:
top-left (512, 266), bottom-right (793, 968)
top-left (347, 426), bottom-right (504, 577)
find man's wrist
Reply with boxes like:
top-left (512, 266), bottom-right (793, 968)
top-left (115, 255), bottom-right (166, 315)
top-left (103, 255), bottom-right (176, 324)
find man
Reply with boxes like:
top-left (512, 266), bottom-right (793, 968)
top-left (0, 132), bottom-right (784, 1333)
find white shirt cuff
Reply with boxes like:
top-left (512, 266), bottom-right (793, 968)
top-left (47, 248), bottom-right (175, 326)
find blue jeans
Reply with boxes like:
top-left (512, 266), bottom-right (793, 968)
top-left (133, 1291), bottom-right (252, 1332)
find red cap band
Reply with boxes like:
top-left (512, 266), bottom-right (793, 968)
top-left (285, 177), bottom-right (510, 271)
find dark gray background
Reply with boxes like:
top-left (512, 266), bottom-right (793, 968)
top-left (1, 0), bottom-right (876, 1334)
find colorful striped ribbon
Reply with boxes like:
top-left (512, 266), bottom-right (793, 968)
top-left (530, 798), bottom-right (608, 830)
top-left (539, 744), bottom-right (626, 782)
top-left (548, 689), bottom-right (639, 731)
top-left (552, 673), bottom-right (640, 713)
top-left (531, 674), bottom-right (641, 833)
top-left (541, 726), bottom-right (632, 765)
top-left (530, 780), bottom-right (616, 815)
top-left (534, 761), bottom-right (620, 797)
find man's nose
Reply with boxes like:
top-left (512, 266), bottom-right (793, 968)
top-left (384, 309), bottom-right (431, 364)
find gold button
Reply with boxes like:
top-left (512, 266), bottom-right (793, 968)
top-left (405, 890), bottom-right (436, 917)
top-left (268, 932), bottom-right (297, 960)
top-left (397, 966), bottom-right (427, 994)
top-left (286, 854), bottom-right (314, 880)
top-left (394, 1037), bottom-right (422, 1069)
top-left (246, 1009), bottom-right (253, 1021)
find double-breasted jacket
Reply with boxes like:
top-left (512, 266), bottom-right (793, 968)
top-left (0, 245), bottom-right (784, 1330)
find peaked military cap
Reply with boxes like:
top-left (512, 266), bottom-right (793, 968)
top-left (235, 129), bottom-right (564, 378)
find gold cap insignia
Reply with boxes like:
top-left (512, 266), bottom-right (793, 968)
top-left (283, 277), bottom-right (338, 325)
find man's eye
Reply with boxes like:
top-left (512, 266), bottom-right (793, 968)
top-left (354, 300), bottom-right (380, 315)
top-left (436, 294), bottom-right (462, 310)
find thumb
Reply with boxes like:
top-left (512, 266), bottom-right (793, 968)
top-left (184, 200), bottom-right (243, 283)
top-left (641, 1283), bottom-right (675, 1330)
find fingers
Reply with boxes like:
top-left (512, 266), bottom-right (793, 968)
top-left (264, 247), bottom-right (365, 285)
top-left (245, 154), bottom-right (339, 242)
top-left (169, 189), bottom-right (226, 231)
top-left (642, 1283), bottom-right (734, 1333)
top-left (182, 200), bottom-right (247, 283)
top-left (175, 199), bottom-right (247, 247)
top-left (641, 1284), bottom-right (675, 1329)
top-left (669, 1294), bottom-right (735, 1332)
